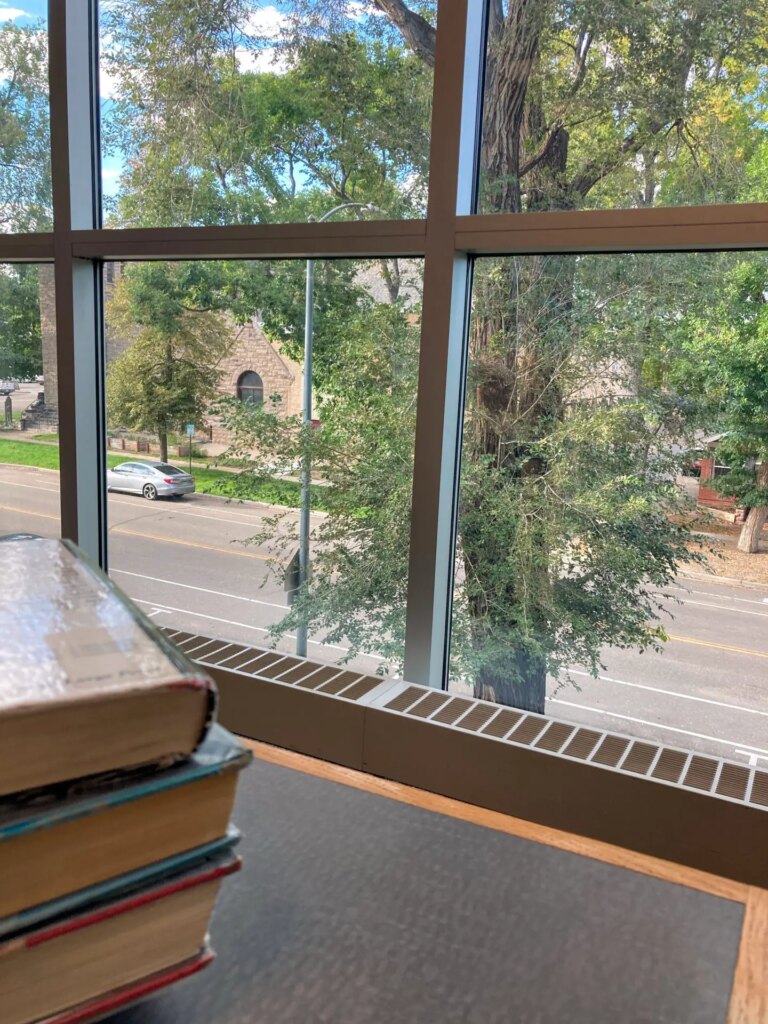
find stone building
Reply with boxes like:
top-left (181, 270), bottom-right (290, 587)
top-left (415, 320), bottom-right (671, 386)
top-left (33, 263), bottom-right (303, 446)
top-left (209, 318), bottom-right (303, 445)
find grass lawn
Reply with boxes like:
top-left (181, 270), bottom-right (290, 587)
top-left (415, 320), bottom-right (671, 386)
top-left (0, 437), bottom-right (328, 511)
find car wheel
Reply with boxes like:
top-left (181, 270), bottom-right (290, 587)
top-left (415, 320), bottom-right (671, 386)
top-left (142, 483), bottom-right (158, 500)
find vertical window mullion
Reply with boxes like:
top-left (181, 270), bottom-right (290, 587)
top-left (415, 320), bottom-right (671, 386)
top-left (49, 0), bottom-right (106, 566)
top-left (403, 0), bottom-right (487, 688)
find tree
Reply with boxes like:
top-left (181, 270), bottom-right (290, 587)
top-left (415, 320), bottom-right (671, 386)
top-left (334, 0), bottom-right (766, 708)
top-left (106, 264), bottom-right (233, 461)
top-left (0, 20), bottom-right (51, 232)
top-left (675, 257), bottom-right (768, 553)
top-left (214, 300), bottom-right (420, 672)
top-left (102, 1), bottom-right (768, 709)
top-left (0, 264), bottom-right (43, 380)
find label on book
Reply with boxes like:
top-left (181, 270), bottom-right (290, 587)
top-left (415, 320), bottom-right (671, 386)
top-left (1, 537), bottom-right (184, 709)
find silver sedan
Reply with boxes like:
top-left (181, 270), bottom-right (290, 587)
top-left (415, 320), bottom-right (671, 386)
top-left (106, 461), bottom-right (195, 500)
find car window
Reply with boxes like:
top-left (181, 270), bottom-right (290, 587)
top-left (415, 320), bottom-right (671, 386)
top-left (155, 464), bottom-right (182, 475)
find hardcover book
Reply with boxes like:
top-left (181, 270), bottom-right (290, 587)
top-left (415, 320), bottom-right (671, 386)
top-left (0, 852), bottom-right (240, 1024)
top-left (0, 724), bottom-right (251, 923)
top-left (0, 534), bottom-right (217, 796)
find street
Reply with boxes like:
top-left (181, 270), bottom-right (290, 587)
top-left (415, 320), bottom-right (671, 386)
top-left (2, 462), bottom-right (767, 767)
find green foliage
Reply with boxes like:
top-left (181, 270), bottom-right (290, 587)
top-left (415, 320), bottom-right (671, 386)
top-left (0, 265), bottom-right (42, 379)
top-left (215, 303), bottom-right (419, 669)
top-left (675, 256), bottom-right (768, 508)
top-left (106, 265), bottom-right (233, 448)
top-left (0, 21), bottom-right (51, 232)
top-left (98, 0), bottom-right (768, 704)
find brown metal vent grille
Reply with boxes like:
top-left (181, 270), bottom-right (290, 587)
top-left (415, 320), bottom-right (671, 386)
top-left (561, 729), bottom-right (602, 761)
top-left (385, 686), bottom-right (424, 712)
top-left (651, 748), bottom-right (688, 784)
top-left (481, 709), bottom-right (522, 738)
top-left (592, 735), bottom-right (631, 768)
top-left (431, 698), bottom-right (474, 725)
top-left (164, 628), bottom-right (768, 815)
top-left (684, 755), bottom-right (719, 792)
top-left (457, 705), bottom-right (498, 733)
top-left (535, 722), bottom-right (574, 752)
top-left (623, 742), bottom-right (658, 776)
top-left (751, 772), bottom-right (768, 807)
top-left (409, 692), bottom-right (452, 719)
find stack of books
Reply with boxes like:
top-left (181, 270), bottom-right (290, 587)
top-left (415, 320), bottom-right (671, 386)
top-left (0, 535), bottom-right (251, 1024)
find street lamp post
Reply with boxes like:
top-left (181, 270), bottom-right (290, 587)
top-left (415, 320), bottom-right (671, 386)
top-left (295, 201), bottom-right (384, 658)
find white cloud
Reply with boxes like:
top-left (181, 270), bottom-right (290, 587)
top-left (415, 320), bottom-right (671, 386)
top-left (0, 7), bottom-right (29, 21)
top-left (243, 5), bottom-right (291, 41)
top-left (236, 44), bottom-right (290, 75)
top-left (345, 1), bottom-right (385, 19)
top-left (99, 64), bottom-right (120, 101)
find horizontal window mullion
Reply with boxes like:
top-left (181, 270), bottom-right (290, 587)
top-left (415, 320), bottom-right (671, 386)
top-left (70, 221), bottom-right (427, 261)
top-left (0, 234), bottom-right (55, 262)
top-left (456, 204), bottom-right (768, 255)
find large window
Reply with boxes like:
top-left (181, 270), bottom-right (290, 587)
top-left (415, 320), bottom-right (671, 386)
top-left (104, 257), bottom-right (422, 677)
top-left (0, 4), bottom-right (51, 233)
top-left (0, 262), bottom-right (58, 538)
top-left (99, 1), bottom-right (435, 227)
top-left (3, 1), bottom-right (768, 778)
top-left (449, 251), bottom-right (768, 764)
top-left (478, 3), bottom-right (768, 215)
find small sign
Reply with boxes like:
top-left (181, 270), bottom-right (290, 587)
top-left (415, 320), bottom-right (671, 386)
top-left (185, 423), bottom-right (195, 437)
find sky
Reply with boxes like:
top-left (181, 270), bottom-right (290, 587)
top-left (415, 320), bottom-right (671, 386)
top-left (1, 2), bottom-right (402, 203)
top-left (0, 2), bottom-right (299, 198)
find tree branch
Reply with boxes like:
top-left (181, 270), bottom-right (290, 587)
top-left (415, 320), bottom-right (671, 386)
top-left (371, 0), bottom-right (436, 66)
top-left (570, 131), bottom-right (641, 198)
top-left (519, 122), bottom-right (564, 177)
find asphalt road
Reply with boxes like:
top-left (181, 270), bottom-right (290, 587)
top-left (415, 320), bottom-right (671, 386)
top-left (2, 462), bottom-right (767, 767)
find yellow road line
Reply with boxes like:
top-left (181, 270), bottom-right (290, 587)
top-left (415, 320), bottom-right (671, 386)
top-left (0, 504), bottom-right (271, 560)
top-left (668, 634), bottom-right (768, 659)
top-left (111, 527), bottom-right (272, 561)
top-left (0, 502), bottom-right (57, 520)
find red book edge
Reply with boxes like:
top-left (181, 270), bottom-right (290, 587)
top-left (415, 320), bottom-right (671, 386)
top-left (8, 855), bottom-right (241, 952)
top-left (38, 946), bottom-right (215, 1024)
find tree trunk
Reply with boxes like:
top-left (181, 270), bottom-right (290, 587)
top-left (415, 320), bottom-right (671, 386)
top-left (737, 463), bottom-right (768, 552)
top-left (474, 652), bottom-right (546, 714)
top-left (737, 507), bottom-right (768, 552)
top-left (159, 431), bottom-right (168, 463)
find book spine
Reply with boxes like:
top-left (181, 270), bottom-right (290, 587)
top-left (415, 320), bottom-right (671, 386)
top-left (40, 946), bottom-right (215, 1024)
top-left (15, 857), bottom-right (241, 951)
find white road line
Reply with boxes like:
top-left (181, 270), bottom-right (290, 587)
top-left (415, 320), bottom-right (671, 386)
top-left (133, 599), bottom-right (384, 663)
top-left (112, 568), bottom-right (288, 611)
top-left (663, 585), bottom-right (768, 606)
top-left (564, 668), bottom-right (768, 718)
top-left (660, 596), bottom-right (768, 619)
top-left (0, 471), bottom-right (303, 525)
top-left (548, 697), bottom-right (768, 756)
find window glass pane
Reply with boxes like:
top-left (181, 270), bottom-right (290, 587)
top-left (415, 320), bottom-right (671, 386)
top-left (451, 251), bottom-right (768, 767)
top-left (104, 256), bottom-right (422, 677)
top-left (479, 4), bottom-right (768, 214)
top-left (99, 1), bottom-right (435, 227)
top-left (0, 4), bottom-right (51, 232)
top-left (0, 262), bottom-right (59, 537)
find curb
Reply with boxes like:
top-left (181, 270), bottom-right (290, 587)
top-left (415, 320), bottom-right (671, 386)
top-left (679, 569), bottom-right (768, 592)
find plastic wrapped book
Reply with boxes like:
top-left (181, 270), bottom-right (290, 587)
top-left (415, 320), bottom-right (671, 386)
top-left (0, 534), bottom-right (217, 796)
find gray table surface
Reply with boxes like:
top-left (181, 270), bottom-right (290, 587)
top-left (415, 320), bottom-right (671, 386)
top-left (112, 757), bottom-right (744, 1024)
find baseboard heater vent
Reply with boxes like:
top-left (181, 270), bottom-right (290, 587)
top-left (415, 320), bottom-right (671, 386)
top-left (162, 628), bottom-right (766, 815)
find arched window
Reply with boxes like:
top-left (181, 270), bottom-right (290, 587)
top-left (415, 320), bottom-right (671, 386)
top-left (237, 370), bottom-right (264, 406)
